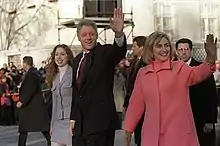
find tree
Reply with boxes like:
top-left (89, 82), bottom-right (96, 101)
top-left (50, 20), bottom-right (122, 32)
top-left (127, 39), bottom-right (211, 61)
top-left (0, 0), bottom-right (53, 51)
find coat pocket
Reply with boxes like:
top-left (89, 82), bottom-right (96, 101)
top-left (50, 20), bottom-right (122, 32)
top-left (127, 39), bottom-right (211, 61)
top-left (60, 83), bottom-right (72, 107)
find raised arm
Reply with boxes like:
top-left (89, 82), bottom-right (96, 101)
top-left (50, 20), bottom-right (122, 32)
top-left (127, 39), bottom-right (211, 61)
top-left (182, 62), bottom-right (215, 86)
top-left (183, 34), bottom-right (217, 86)
top-left (104, 8), bottom-right (127, 65)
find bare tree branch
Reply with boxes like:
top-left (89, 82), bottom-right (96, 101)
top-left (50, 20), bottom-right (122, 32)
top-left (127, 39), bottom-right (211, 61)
top-left (0, 0), bottom-right (49, 51)
top-left (0, 5), bottom-right (10, 14)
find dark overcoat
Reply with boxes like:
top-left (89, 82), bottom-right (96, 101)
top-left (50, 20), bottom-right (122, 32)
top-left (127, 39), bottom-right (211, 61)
top-left (18, 67), bottom-right (49, 132)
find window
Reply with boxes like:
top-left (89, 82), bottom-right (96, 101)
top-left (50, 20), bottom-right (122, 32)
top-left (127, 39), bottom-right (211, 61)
top-left (200, 2), bottom-right (220, 41)
top-left (153, 1), bottom-right (175, 40)
top-left (84, 0), bottom-right (119, 17)
top-left (8, 55), bottom-right (21, 67)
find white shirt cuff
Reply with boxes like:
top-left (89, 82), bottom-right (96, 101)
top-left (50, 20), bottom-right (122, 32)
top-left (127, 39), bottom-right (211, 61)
top-left (114, 35), bottom-right (125, 47)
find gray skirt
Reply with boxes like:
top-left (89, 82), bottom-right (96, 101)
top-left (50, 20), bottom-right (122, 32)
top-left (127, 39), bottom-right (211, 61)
top-left (51, 118), bottom-right (72, 145)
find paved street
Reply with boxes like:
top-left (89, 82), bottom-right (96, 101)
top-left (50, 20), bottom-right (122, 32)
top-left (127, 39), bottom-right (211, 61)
top-left (0, 123), bottom-right (219, 146)
top-left (0, 126), bottom-right (134, 146)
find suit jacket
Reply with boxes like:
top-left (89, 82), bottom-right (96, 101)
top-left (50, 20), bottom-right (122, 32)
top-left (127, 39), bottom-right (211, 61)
top-left (70, 38), bottom-right (127, 136)
top-left (123, 57), bottom-right (146, 108)
top-left (19, 67), bottom-right (49, 132)
top-left (51, 65), bottom-right (72, 123)
top-left (189, 58), bottom-right (218, 123)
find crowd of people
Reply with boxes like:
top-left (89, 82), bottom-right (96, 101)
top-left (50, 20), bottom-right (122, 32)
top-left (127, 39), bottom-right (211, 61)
top-left (0, 61), bottom-right (48, 126)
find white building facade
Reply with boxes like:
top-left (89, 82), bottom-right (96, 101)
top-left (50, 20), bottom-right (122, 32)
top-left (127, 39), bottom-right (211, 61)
top-left (0, 0), bottom-right (220, 67)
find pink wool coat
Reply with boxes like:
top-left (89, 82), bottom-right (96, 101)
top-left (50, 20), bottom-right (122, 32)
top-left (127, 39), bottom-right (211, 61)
top-left (123, 60), bottom-right (215, 146)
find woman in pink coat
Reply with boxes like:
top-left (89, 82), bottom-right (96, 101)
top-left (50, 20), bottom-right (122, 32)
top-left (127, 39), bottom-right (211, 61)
top-left (123, 31), bottom-right (217, 146)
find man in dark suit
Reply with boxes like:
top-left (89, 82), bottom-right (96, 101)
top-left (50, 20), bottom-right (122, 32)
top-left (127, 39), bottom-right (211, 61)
top-left (17, 56), bottom-right (50, 146)
top-left (176, 38), bottom-right (218, 146)
top-left (123, 36), bottom-right (146, 146)
top-left (70, 8), bottom-right (127, 146)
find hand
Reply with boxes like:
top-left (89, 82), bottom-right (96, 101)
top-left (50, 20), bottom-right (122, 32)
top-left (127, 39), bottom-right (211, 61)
top-left (203, 123), bottom-right (214, 133)
top-left (110, 8), bottom-right (124, 37)
top-left (50, 125), bottom-right (52, 136)
top-left (124, 130), bottom-right (132, 146)
top-left (16, 101), bottom-right (23, 108)
top-left (70, 120), bottom-right (75, 136)
top-left (124, 59), bottom-right (130, 67)
top-left (204, 34), bottom-right (217, 64)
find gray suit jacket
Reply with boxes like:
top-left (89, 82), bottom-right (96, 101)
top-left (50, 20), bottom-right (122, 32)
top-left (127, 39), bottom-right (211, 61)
top-left (51, 65), bottom-right (72, 123)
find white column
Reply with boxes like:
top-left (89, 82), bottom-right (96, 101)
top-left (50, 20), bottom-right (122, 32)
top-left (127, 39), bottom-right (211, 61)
top-left (58, 0), bottom-right (82, 19)
top-left (123, 0), bottom-right (154, 37)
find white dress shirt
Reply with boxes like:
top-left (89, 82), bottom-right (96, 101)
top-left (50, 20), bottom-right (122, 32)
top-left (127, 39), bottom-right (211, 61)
top-left (186, 58), bottom-right (192, 65)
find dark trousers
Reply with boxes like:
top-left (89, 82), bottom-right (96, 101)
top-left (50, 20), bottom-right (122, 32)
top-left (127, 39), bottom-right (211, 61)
top-left (134, 114), bottom-right (144, 146)
top-left (72, 130), bottom-right (115, 146)
top-left (116, 112), bottom-right (123, 130)
top-left (18, 131), bottom-right (50, 146)
top-left (195, 121), bottom-right (216, 146)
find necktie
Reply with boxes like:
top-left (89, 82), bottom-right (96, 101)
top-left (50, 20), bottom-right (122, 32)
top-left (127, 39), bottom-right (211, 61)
top-left (76, 53), bottom-right (88, 89)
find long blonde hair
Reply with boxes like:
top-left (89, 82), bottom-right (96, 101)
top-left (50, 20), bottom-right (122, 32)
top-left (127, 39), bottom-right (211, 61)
top-left (143, 31), bottom-right (174, 64)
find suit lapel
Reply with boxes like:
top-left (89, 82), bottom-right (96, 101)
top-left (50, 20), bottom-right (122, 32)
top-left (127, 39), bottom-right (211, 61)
top-left (59, 66), bottom-right (71, 86)
top-left (127, 58), bottom-right (137, 81)
top-left (52, 72), bottom-right (60, 90)
top-left (20, 68), bottom-right (32, 89)
top-left (189, 58), bottom-right (197, 67)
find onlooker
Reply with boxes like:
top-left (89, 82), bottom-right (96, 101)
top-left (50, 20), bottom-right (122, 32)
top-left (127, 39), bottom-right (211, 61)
top-left (176, 38), bottom-right (218, 146)
top-left (17, 56), bottom-right (51, 146)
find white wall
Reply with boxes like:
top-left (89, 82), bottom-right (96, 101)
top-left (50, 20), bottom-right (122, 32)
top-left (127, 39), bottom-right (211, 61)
top-left (124, 0), bottom-right (154, 36)
top-left (174, 1), bottom-right (201, 42)
top-left (2, 0), bottom-right (220, 66)
top-left (0, 53), bottom-right (8, 67)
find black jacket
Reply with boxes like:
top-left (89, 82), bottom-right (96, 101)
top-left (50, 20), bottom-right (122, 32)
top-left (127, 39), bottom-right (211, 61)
top-left (70, 38), bottom-right (127, 136)
top-left (189, 58), bottom-right (218, 123)
top-left (18, 67), bottom-right (49, 132)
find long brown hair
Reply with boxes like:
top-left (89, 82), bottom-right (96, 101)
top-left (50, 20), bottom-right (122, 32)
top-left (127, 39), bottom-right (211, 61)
top-left (142, 31), bottom-right (173, 64)
top-left (46, 44), bottom-right (73, 88)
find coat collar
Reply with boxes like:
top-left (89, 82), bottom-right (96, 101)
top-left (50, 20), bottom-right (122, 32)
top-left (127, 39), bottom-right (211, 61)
top-left (189, 57), bottom-right (199, 66)
top-left (59, 65), bottom-right (72, 86)
top-left (143, 60), bottom-right (172, 74)
top-left (53, 65), bottom-right (72, 88)
top-left (20, 67), bottom-right (38, 89)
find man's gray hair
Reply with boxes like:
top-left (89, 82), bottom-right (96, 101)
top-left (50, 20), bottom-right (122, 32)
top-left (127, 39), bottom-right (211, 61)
top-left (76, 19), bottom-right (98, 35)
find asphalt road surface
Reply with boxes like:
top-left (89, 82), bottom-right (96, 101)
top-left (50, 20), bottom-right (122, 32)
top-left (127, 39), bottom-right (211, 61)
top-left (0, 124), bottom-right (219, 146)
top-left (0, 126), bottom-right (134, 146)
